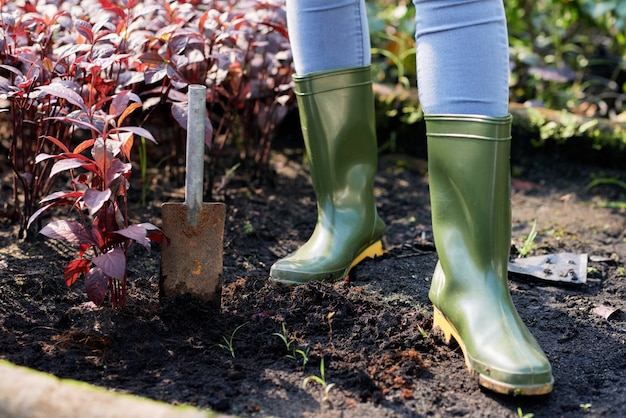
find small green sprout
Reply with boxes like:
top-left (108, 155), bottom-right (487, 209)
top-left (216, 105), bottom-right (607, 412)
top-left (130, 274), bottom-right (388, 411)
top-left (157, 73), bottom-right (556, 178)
top-left (294, 348), bottom-right (311, 369)
top-left (303, 357), bottom-right (335, 401)
top-left (517, 407), bottom-right (534, 418)
top-left (216, 323), bottom-right (247, 358)
top-left (580, 403), bottom-right (592, 413)
top-left (273, 322), bottom-right (310, 368)
top-left (518, 220), bottom-right (538, 258)
top-left (273, 322), bottom-right (295, 353)
top-left (416, 324), bottom-right (428, 339)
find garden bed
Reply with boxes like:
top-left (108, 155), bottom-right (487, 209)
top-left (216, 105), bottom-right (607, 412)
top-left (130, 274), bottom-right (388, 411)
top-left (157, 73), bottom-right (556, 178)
top-left (1, 138), bottom-right (626, 417)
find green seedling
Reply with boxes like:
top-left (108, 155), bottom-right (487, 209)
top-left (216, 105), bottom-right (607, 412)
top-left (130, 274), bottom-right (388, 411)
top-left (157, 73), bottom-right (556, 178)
top-left (580, 403), bottom-right (592, 413)
top-left (294, 347), bottom-right (311, 369)
top-left (273, 322), bottom-right (296, 353)
top-left (302, 357), bottom-right (335, 401)
top-left (273, 323), bottom-right (310, 368)
top-left (243, 220), bottom-right (256, 235)
top-left (216, 323), bottom-right (247, 358)
top-left (416, 324), bottom-right (429, 339)
top-left (517, 407), bottom-right (534, 418)
top-left (518, 220), bottom-right (538, 258)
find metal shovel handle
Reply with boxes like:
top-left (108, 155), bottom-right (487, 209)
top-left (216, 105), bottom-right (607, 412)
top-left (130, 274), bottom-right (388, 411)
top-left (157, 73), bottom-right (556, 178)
top-left (185, 85), bottom-right (206, 226)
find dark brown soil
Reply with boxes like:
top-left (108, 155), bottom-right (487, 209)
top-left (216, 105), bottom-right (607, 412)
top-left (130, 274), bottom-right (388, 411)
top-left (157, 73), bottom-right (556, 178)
top-left (1, 139), bottom-right (626, 417)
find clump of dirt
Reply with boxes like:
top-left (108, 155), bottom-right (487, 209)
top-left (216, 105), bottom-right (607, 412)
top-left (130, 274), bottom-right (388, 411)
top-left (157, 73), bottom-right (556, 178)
top-left (1, 147), bottom-right (625, 417)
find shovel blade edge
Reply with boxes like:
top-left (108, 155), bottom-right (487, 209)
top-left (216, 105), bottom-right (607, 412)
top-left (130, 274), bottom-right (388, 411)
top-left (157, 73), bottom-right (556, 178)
top-left (160, 202), bottom-right (226, 307)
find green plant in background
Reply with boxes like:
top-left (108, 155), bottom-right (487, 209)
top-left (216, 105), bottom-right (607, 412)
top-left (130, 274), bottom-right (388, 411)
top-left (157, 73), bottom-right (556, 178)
top-left (302, 357), bottom-right (335, 401)
top-left (518, 220), bottom-right (538, 258)
top-left (506, 0), bottom-right (626, 117)
top-left (526, 108), bottom-right (601, 146)
top-left (586, 175), bottom-right (626, 208)
top-left (367, 0), bottom-right (626, 119)
top-left (416, 324), bottom-right (429, 339)
top-left (576, 0), bottom-right (626, 46)
top-left (367, 0), bottom-right (416, 88)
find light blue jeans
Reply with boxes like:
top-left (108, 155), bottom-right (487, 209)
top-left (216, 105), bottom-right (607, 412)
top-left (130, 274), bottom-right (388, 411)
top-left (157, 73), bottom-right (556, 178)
top-left (285, 0), bottom-right (509, 116)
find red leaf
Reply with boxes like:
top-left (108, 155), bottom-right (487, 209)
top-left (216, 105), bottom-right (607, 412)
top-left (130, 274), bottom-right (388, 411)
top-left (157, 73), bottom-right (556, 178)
top-left (259, 20), bottom-right (290, 38)
top-left (40, 220), bottom-right (96, 245)
top-left (114, 223), bottom-right (160, 251)
top-left (83, 188), bottom-right (111, 216)
top-left (64, 259), bottom-right (91, 287)
top-left (113, 225), bottom-right (146, 241)
top-left (73, 139), bottom-right (95, 154)
top-left (147, 231), bottom-right (164, 245)
top-left (170, 101), bottom-right (211, 146)
top-left (39, 190), bottom-right (83, 204)
top-left (91, 225), bottom-right (105, 248)
top-left (171, 101), bottom-right (187, 130)
top-left (109, 90), bottom-right (131, 118)
top-left (144, 67), bottom-right (167, 85)
top-left (35, 153), bottom-right (56, 164)
top-left (116, 102), bottom-right (142, 128)
top-left (102, 4), bottom-right (126, 20)
top-left (137, 52), bottom-right (166, 66)
top-left (56, 44), bottom-right (92, 62)
top-left (105, 159), bottom-right (131, 188)
top-left (50, 158), bottom-right (89, 177)
top-left (79, 243), bottom-right (91, 258)
top-left (85, 267), bottom-right (108, 306)
top-left (92, 247), bottom-right (126, 280)
top-left (74, 19), bottom-right (93, 43)
top-left (114, 126), bottom-right (157, 144)
top-left (27, 203), bottom-right (56, 229)
top-left (40, 135), bottom-right (70, 154)
top-left (38, 83), bottom-right (86, 111)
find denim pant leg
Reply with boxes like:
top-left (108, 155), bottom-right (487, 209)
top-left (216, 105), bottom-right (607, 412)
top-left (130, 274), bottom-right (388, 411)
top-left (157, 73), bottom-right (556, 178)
top-left (286, 0), bottom-right (371, 74)
top-left (286, 0), bottom-right (509, 115)
top-left (413, 0), bottom-right (510, 116)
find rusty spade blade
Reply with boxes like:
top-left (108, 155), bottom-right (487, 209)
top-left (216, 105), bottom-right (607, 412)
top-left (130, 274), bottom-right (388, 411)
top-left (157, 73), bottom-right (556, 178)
top-left (161, 85), bottom-right (225, 306)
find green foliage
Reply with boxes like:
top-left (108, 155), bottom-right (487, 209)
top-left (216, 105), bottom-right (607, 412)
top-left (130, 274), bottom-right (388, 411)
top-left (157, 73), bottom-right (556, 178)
top-left (586, 175), bottom-right (626, 208)
top-left (366, 0), bottom-right (626, 121)
top-left (506, 0), bottom-right (625, 116)
top-left (526, 108), bottom-right (601, 146)
top-left (367, 0), bottom-right (416, 88)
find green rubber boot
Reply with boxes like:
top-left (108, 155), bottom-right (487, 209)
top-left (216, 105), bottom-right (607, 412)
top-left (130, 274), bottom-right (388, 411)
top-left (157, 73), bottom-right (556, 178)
top-left (426, 114), bottom-right (553, 395)
top-left (269, 66), bottom-right (386, 285)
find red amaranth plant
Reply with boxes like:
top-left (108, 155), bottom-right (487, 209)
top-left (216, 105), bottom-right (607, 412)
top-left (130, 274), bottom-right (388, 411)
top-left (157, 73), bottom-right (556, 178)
top-left (1, 0), bottom-right (293, 308)
top-left (1, 0), bottom-right (294, 234)
top-left (27, 86), bottom-right (162, 310)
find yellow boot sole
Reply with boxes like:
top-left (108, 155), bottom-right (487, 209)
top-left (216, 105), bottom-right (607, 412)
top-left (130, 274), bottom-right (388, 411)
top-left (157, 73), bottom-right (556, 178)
top-left (271, 238), bottom-right (386, 286)
top-left (433, 308), bottom-right (553, 396)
